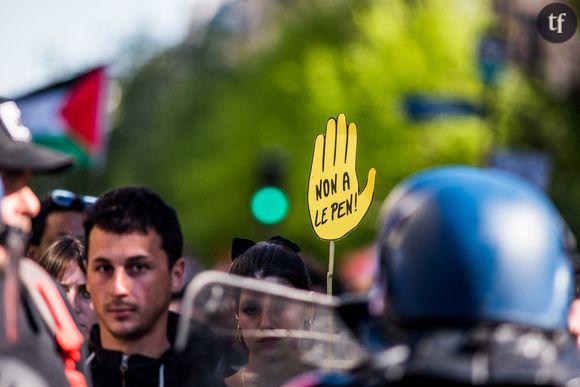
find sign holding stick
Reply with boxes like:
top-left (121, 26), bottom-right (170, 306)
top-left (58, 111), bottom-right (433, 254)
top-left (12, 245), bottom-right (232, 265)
top-left (308, 113), bottom-right (376, 294)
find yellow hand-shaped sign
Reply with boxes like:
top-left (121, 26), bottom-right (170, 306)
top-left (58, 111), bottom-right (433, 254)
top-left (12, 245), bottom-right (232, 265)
top-left (308, 114), bottom-right (376, 241)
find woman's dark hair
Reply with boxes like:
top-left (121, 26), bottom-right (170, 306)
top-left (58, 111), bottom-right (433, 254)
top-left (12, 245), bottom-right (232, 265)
top-left (37, 235), bottom-right (86, 280)
top-left (228, 236), bottom-right (312, 291)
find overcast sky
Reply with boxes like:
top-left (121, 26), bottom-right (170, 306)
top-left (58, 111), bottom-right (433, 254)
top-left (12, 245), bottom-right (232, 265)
top-left (0, 0), bottom-right (225, 96)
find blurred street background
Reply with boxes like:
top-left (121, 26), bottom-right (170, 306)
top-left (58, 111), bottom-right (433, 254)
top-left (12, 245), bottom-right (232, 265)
top-left (2, 0), bottom-right (579, 287)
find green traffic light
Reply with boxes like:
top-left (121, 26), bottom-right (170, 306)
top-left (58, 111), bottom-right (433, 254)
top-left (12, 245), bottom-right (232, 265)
top-left (251, 186), bottom-right (289, 224)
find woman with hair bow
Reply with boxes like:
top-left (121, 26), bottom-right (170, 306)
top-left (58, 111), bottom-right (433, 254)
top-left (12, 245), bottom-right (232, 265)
top-left (224, 236), bottom-right (314, 387)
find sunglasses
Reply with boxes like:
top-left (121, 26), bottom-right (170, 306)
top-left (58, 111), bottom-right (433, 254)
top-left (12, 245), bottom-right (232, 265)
top-left (49, 189), bottom-right (98, 208)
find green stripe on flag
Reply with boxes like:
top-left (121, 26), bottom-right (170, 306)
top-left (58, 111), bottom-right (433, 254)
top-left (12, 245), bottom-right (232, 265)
top-left (33, 134), bottom-right (91, 168)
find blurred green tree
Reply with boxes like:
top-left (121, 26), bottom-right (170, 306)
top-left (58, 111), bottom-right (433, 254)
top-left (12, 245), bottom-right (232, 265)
top-left (49, 0), bottom-right (580, 266)
top-left (90, 0), bottom-right (494, 264)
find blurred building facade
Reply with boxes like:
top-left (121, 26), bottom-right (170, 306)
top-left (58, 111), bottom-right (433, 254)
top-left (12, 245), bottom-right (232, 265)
top-left (494, 0), bottom-right (580, 98)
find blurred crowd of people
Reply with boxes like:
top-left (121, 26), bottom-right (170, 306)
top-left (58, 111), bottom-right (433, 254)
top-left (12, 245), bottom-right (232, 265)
top-left (2, 97), bottom-right (580, 387)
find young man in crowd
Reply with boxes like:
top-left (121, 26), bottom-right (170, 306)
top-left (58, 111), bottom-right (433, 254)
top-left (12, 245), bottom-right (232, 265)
top-left (84, 186), bottom-right (224, 387)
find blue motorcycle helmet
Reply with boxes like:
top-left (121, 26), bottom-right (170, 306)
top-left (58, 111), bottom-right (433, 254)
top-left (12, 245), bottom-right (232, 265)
top-left (372, 165), bottom-right (574, 330)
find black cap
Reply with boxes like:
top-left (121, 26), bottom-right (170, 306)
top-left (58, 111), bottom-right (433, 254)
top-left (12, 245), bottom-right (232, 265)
top-left (0, 100), bottom-right (74, 173)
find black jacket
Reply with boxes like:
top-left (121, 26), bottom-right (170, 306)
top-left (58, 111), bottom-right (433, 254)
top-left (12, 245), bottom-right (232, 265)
top-left (87, 312), bottom-right (225, 387)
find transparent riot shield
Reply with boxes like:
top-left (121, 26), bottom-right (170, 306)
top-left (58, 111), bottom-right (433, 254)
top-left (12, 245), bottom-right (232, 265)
top-left (176, 271), bottom-right (368, 385)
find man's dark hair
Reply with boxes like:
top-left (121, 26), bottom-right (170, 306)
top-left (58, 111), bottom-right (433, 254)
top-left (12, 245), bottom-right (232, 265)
top-left (30, 197), bottom-right (86, 246)
top-left (83, 186), bottom-right (183, 268)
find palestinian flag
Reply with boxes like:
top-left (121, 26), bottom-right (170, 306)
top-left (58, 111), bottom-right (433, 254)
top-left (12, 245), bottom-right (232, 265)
top-left (15, 66), bottom-right (108, 168)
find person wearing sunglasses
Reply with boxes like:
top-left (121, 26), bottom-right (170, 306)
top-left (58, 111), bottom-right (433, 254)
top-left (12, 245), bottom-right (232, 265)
top-left (27, 189), bottom-right (97, 260)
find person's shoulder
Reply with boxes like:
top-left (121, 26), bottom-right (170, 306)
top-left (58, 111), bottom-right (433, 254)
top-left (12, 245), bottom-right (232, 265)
top-left (19, 257), bottom-right (57, 288)
top-left (168, 311), bottom-right (224, 347)
top-left (11, 258), bottom-right (88, 387)
top-left (18, 257), bottom-right (77, 336)
top-left (223, 370), bottom-right (243, 387)
top-left (165, 312), bottom-right (227, 386)
top-left (553, 337), bottom-right (580, 385)
top-left (283, 370), bottom-right (367, 387)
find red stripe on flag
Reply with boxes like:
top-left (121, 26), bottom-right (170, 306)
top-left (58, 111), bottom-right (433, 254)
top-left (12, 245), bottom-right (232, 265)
top-left (60, 67), bottom-right (106, 152)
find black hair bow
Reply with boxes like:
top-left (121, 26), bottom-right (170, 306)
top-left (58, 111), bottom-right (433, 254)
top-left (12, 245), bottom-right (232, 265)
top-left (230, 235), bottom-right (301, 261)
